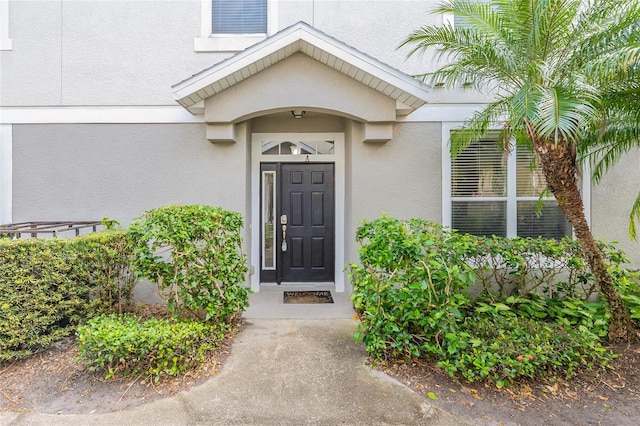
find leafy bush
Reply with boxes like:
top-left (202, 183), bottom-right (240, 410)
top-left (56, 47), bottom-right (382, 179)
top-left (73, 230), bottom-right (137, 313)
top-left (350, 216), bottom-right (620, 386)
top-left (0, 231), bottom-right (135, 361)
top-left (77, 314), bottom-right (224, 379)
top-left (128, 205), bottom-right (249, 323)
top-left (463, 236), bottom-right (593, 298)
top-left (476, 293), bottom-right (611, 339)
top-left (349, 216), bottom-right (477, 359)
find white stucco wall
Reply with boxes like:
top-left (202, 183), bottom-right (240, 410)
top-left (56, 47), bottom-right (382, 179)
top-left (591, 149), bottom-right (640, 265)
top-left (2, 0), bottom-right (225, 106)
top-left (12, 123), bottom-right (248, 225)
top-left (1, 0), bottom-right (489, 107)
top-left (349, 121), bottom-right (442, 223)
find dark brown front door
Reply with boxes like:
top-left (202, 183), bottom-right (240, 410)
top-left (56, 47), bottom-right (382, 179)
top-left (260, 163), bottom-right (335, 283)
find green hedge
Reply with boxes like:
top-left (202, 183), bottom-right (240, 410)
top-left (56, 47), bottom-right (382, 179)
top-left (0, 231), bottom-right (135, 361)
top-left (77, 313), bottom-right (225, 380)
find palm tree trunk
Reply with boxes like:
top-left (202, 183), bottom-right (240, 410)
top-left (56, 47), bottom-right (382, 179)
top-left (532, 139), bottom-right (638, 343)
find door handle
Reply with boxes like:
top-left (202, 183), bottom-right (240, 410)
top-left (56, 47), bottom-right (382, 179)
top-left (281, 224), bottom-right (287, 252)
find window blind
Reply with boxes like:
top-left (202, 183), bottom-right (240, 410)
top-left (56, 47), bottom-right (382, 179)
top-left (451, 137), bottom-right (572, 239)
top-left (452, 139), bottom-right (507, 237)
top-left (515, 149), bottom-right (571, 239)
top-left (212, 0), bottom-right (267, 34)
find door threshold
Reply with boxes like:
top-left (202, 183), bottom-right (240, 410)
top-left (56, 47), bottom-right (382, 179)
top-left (258, 282), bottom-right (335, 292)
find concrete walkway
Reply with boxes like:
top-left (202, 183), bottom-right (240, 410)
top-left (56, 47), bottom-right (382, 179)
top-left (1, 291), bottom-right (470, 425)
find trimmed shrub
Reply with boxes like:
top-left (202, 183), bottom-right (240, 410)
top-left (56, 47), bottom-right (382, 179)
top-left (72, 230), bottom-right (136, 312)
top-left (0, 231), bottom-right (135, 361)
top-left (128, 205), bottom-right (249, 324)
top-left (77, 313), bottom-right (224, 379)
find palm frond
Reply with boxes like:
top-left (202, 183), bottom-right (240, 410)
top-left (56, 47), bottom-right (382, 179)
top-left (532, 85), bottom-right (600, 144)
top-left (450, 98), bottom-right (512, 158)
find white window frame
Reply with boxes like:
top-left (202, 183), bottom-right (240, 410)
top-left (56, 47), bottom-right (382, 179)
top-left (442, 122), bottom-right (591, 237)
top-left (1, 0), bottom-right (12, 51)
top-left (194, 0), bottom-right (277, 52)
top-left (261, 170), bottom-right (276, 270)
top-left (0, 124), bottom-right (12, 224)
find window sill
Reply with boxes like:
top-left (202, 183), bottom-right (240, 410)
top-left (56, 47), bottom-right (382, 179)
top-left (0, 39), bottom-right (12, 51)
top-left (194, 35), bottom-right (266, 52)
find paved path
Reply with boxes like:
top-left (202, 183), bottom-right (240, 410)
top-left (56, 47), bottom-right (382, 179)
top-left (1, 319), bottom-right (469, 425)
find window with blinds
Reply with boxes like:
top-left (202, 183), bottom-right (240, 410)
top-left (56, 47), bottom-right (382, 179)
top-left (515, 150), bottom-right (572, 239)
top-left (212, 0), bottom-right (267, 34)
top-left (452, 139), bottom-right (507, 236)
top-left (451, 138), bottom-right (571, 239)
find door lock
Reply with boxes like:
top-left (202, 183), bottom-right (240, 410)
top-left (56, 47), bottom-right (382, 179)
top-left (280, 214), bottom-right (287, 224)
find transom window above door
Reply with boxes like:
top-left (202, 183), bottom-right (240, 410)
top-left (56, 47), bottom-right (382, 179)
top-left (449, 135), bottom-right (572, 239)
top-left (261, 140), bottom-right (335, 156)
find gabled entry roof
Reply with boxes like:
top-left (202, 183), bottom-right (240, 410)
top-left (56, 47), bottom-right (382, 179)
top-left (172, 21), bottom-right (429, 115)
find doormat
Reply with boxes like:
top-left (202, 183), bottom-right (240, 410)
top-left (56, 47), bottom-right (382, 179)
top-left (283, 290), bottom-right (334, 304)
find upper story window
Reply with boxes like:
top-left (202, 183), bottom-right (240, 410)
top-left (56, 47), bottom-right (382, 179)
top-left (195, 0), bottom-right (276, 52)
top-left (450, 136), bottom-right (572, 239)
top-left (0, 0), bottom-right (12, 51)
top-left (447, 0), bottom-right (490, 28)
top-left (212, 0), bottom-right (267, 34)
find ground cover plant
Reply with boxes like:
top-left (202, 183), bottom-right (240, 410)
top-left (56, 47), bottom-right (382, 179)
top-left (350, 216), bottom-right (639, 388)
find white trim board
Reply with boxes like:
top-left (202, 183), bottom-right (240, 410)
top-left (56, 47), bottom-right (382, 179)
top-left (0, 106), bottom-right (204, 124)
top-left (0, 104), bottom-right (484, 125)
top-left (0, 0), bottom-right (11, 51)
top-left (250, 132), bottom-right (346, 293)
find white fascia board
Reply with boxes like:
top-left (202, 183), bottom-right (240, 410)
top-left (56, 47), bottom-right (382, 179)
top-left (173, 22), bottom-right (429, 110)
top-left (1, 106), bottom-right (204, 124)
top-left (173, 28), bottom-right (304, 103)
top-left (0, 104), bottom-right (488, 124)
top-left (299, 30), bottom-right (429, 108)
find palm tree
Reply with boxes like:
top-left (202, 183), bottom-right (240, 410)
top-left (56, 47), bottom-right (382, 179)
top-left (400, 0), bottom-right (640, 342)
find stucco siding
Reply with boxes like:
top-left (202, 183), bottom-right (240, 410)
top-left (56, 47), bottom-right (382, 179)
top-left (2, 1), bottom-right (62, 105)
top-left (1, 0), bottom-right (491, 107)
top-left (350, 121), bottom-right (442, 227)
top-left (12, 123), bottom-right (247, 225)
top-left (591, 149), bottom-right (640, 265)
top-left (204, 53), bottom-right (396, 123)
top-left (2, 0), bottom-right (226, 106)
